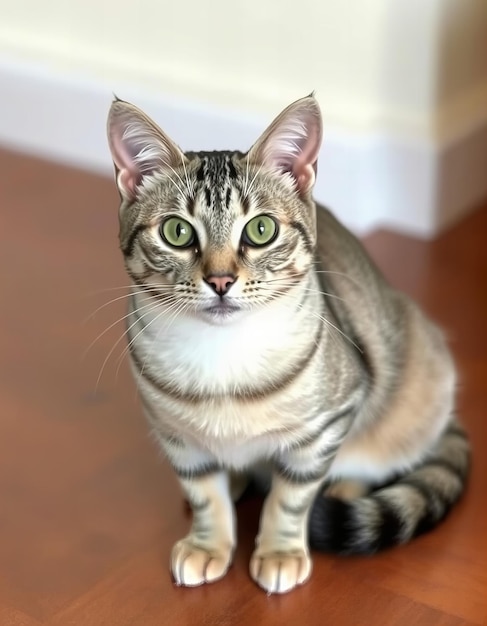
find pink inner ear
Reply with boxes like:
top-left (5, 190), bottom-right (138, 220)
top-left (295, 167), bottom-right (315, 194)
top-left (281, 117), bottom-right (321, 194)
top-left (110, 130), bottom-right (143, 199)
top-left (108, 102), bottom-right (187, 202)
top-left (292, 131), bottom-right (320, 193)
top-left (259, 101), bottom-right (322, 195)
top-left (296, 110), bottom-right (321, 158)
top-left (117, 167), bottom-right (139, 198)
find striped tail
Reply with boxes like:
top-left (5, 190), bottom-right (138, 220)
top-left (308, 421), bottom-right (470, 554)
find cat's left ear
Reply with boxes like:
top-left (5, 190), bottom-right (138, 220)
top-left (246, 95), bottom-right (322, 195)
top-left (107, 98), bottom-right (187, 202)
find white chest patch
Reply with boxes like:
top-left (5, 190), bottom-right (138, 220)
top-left (130, 288), bottom-right (328, 459)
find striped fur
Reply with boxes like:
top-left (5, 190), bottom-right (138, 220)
top-left (106, 95), bottom-right (470, 594)
top-left (309, 419), bottom-right (470, 553)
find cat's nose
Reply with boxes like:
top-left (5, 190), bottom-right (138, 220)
top-left (204, 274), bottom-right (237, 297)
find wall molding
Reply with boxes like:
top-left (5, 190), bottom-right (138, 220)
top-left (1, 57), bottom-right (486, 237)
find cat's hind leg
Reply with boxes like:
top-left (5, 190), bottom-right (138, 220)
top-left (324, 479), bottom-right (370, 500)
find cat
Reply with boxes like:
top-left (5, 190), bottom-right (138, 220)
top-left (106, 94), bottom-right (470, 594)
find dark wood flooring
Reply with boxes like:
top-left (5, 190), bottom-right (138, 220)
top-left (0, 149), bottom-right (485, 625)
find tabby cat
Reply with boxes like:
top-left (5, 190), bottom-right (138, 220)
top-left (106, 95), bottom-right (470, 594)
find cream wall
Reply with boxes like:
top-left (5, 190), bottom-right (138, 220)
top-left (435, 0), bottom-right (487, 139)
top-left (0, 0), bottom-right (486, 235)
top-left (1, 0), bottom-right (485, 139)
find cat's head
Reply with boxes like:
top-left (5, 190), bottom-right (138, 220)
top-left (107, 95), bottom-right (322, 324)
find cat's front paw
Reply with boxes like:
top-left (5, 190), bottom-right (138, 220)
top-left (171, 538), bottom-right (233, 587)
top-left (249, 548), bottom-right (312, 594)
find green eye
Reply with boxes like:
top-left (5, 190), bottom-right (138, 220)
top-left (161, 217), bottom-right (195, 248)
top-left (243, 215), bottom-right (278, 247)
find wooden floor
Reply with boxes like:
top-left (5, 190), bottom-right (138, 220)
top-left (0, 148), bottom-right (486, 626)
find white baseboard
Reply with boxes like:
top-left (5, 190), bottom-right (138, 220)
top-left (0, 57), bottom-right (486, 237)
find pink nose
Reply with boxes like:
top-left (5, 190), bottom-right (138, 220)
top-left (204, 274), bottom-right (237, 296)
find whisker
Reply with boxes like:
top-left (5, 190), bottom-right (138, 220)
top-left (82, 299), bottom-right (162, 361)
top-left (83, 287), bottom-right (173, 322)
top-left (163, 168), bottom-right (186, 197)
top-left (116, 296), bottom-right (184, 378)
top-left (136, 299), bottom-right (191, 381)
top-left (244, 163), bottom-right (264, 199)
top-left (260, 271), bottom-right (308, 284)
top-left (119, 297), bottom-right (192, 384)
top-left (256, 278), bottom-right (362, 352)
top-left (95, 298), bottom-right (167, 389)
top-left (300, 303), bottom-right (361, 352)
top-left (243, 152), bottom-right (250, 197)
top-left (180, 154), bottom-right (194, 198)
top-left (81, 283), bottom-right (174, 298)
top-left (311, 267), bottom-right (363, 290)
top-left (284, 298), bottom-right (363, 354)
top-left (258, 281), bottom-right (349, 305)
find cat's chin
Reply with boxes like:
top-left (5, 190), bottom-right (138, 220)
top-left (198, 302), bottom-right (245, 325)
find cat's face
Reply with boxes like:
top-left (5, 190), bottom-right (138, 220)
top-left (107, 96), bottom-right (323, 324)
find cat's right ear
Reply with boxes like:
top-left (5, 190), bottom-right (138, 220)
top-left (246, 94), bottom-right (322, 196)
top-left (107, 99), bottom-right (187, 201)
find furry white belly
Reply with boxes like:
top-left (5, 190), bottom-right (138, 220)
top-left (197, 434), bottom-right (284, 469)
top-left (136, 370), bottom-right (327, 472)
top-left (140, 381), bottom-right (305, 449)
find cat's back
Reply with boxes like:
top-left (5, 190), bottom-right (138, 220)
top-left (314, 204), bottom-right (402, 342)
top-left (315, 205), bottom-right (387, 294)
top-left (315, 204), bottom-right (455, 434)
top-left (314, 204), bottom-right (441, 340)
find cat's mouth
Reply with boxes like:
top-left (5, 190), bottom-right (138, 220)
top-left (201, 299), bottom-right (242, 322)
